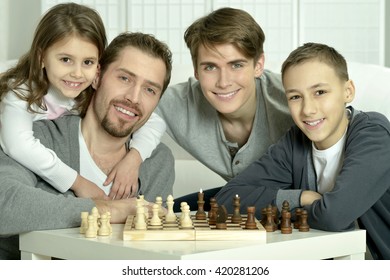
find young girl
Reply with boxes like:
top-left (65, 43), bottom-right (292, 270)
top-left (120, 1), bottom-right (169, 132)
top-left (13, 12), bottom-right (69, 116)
top-left (0, 3), bottom-right (165, 200)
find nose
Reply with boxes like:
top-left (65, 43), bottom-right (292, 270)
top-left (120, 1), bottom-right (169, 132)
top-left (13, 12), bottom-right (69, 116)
top-left (216, 68), bottom-right (232, 88)
top-left (70, 64), bottom-right (82, 78)
top-left (302, 96), bottom-right (317, 116)
top-left (125, 85), bottom-right (141, 104)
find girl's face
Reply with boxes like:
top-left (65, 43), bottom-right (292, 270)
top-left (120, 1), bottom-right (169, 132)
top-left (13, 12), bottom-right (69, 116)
top-left (42, 35), bottom-right (99, 98)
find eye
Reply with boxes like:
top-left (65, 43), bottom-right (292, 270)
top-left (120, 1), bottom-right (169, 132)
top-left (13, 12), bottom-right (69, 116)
top-left (119, 75), bottom-right (129, 82)
top-left (288, 95), bottom-right (301, 101)
top-left (315, 90), bottom-right (326, 96)
top-left (60, 57), bottom-right (71, 63)
top-left (204, 65), bottom-right (216, 71)
top-left (232, 63), bottom-right (243, 69)
top-left (84, 59), bottom-right (95, 66)
top-left (145, 87), bottom-right (157, 96)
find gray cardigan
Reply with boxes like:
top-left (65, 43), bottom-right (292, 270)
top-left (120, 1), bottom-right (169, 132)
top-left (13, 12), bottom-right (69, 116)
top-left (216, 107), bottom-right (390, 259)
top-left (0, 115), bottom-right (174, 259)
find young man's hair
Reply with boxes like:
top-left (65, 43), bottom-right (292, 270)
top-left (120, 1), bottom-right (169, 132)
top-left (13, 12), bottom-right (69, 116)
top-left (184, 7), bottom-right (265, 69)
top-left (79, 32), bottom-right (172, 117)
top-left (281, 42), bottom-right (349, 82)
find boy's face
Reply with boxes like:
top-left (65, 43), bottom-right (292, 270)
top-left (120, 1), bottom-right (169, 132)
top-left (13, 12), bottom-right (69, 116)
top-left (283, 59), bottom-right (355, 150)
top-left (194, 43), bottom-right (263, 117)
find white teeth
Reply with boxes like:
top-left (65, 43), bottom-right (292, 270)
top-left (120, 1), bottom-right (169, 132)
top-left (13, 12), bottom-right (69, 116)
top-left (115, 106), bottom-right (135, 117)
top-left (305, 119), bottom-right (322, 126)
top-left (216, 91), bottom-right (237, 98)
top-left (65, 81), bottom-right (81, 88)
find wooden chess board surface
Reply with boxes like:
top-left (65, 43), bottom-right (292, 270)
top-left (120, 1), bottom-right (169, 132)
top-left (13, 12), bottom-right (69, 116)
top-left (123, 214), bottom-right (266, 241)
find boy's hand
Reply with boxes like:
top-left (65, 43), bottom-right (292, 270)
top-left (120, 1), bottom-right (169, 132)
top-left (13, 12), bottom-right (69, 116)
top-left (300, 190), bottom-right (322, 206)
top-left (71, 174), bottom-right (108, 200)
top-left (105, 148), bottom-right (142, 200)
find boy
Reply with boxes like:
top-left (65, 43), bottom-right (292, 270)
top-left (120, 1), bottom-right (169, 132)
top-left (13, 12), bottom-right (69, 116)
top-left (215, 43), bottom-right (390, 260)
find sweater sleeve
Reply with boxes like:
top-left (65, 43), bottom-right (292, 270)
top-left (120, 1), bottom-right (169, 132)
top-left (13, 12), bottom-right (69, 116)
top-left (215, 132), bottom-right (295, 217)
top-left (0, 92), bottom-right (77, 192)
top-left (130, 112), bottom-right (166, 161)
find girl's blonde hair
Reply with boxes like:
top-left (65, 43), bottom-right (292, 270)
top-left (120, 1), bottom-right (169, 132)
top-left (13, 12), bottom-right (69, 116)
top-left (0, 3), bottom-right (107, 113)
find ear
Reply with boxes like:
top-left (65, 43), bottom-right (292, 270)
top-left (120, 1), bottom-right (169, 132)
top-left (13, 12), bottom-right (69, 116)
top-left (344, 79), bottom-right (355, 103)
top-left (254, 54), bottom-right (265, 77)
top-left (92, 64), bottom-right (101, 90)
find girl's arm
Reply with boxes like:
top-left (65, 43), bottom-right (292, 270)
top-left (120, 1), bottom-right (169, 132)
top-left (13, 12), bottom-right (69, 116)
top-left (0, 92), bottom-right (105, 199)
top-left (106, 112), bottom-right (166, 199)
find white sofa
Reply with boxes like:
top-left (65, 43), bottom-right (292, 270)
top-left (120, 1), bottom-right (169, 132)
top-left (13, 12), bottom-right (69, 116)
top-left (1, 60), bottom-right (390, 197)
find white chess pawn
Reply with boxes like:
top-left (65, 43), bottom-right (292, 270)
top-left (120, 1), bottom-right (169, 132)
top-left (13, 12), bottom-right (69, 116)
top-left (180, 204), bottom-right (193, 228)
top-left (155, 196), bottom-right (165, 218)
top-left (98, 213), bottom-right (110, 236)
top-left (80, 211), bottom-right (89, 234)
top-left (150, 204), bottom-right (162, 226)
top-left (85, 215), bottom-right (97, 238)
top-left (180, 202), bottom-right (188, 222)
top-left (165, 194), bottom-right (177, 223)
top-left (91, 206), bottom-right (100, 233)
top-left (135, 204), bottom-right (147, 230)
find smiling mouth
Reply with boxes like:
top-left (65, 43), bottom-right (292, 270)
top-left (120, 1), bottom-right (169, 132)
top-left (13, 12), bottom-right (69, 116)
top-left (114, 105), bottom-right (137, 117)
top-left (64, 81), bottom-right (82, 88)
top-left (304, 119), bottom-right (324, 126)
top-left (214, 90), bottom-right (239, 99)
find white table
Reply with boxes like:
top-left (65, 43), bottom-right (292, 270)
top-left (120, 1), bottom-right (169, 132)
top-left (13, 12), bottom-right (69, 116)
top-left (19, 224), bottom-right (366, 260)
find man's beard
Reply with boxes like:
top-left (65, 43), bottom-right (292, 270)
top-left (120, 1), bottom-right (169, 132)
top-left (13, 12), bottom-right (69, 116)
top-left (101, 115), bottom-right (135, 138)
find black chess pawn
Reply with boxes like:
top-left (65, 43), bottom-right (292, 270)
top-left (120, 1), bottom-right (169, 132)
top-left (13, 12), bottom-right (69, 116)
top-left (231, 195), bottom-right (242, 224)
top-left (245, 206), bottom-right (257, 230)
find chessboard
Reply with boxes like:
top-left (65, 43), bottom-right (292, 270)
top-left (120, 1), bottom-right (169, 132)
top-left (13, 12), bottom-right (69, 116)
top-left (123, 214), bottom-right (266, 241)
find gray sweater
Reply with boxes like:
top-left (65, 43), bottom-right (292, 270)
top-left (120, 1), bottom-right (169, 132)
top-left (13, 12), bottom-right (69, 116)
top-left (216, 107), bottom-right (390, 260)
top-left (0, 115), bottom-right (174, 259)
top-left (156, 70), bottom-right (294, 182)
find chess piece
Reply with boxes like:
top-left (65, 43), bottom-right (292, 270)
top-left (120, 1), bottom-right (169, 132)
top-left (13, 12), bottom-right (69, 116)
top-left (231, 194), bottom-right (242, 224)
top-left (150, 204), bottom-right (162, 226)
top-left (272, 205), bottom-right (279, 230)
top-left (180, 204), bottom-right (193, 228)
top-left (91, 206), bottom-right (100, 233)
top-left (264, 205), bottom-right (276, 232)
top-left (195, 189), bottom-right (207, 220)
top-left (294, 208), bottom-right (302, 229)
top-left (244, 206), bottom-right (257, 229)
top-left (80, 211), bottom-right (89, 234)
top-left (106, 211), bottom-right (112, 234)
top-left (260, 207), bottom-right (267, 226)
top-left (216, 205), bottom-right (228, 229)
top-left (282, 200), bottom-right (290, 212)
top-left (85, 215), bottom-right (97, 238)
top-left (155, 196), bottom-right (165, 218)
top-left (280, 210), bottom-right (292, 234)
top-left (135, 202), bottom-right (147, 230)
top-left (208, 201), bottom-right (219, 225)
top-left (98, 213), bottom-right (111, 236)
top-left (208, 197), bottom-right (217, 219)
top-left (180, 202), bottom-right (188, 222)
top-left (299, 209), bottom-right (310, 232)
top-left (165, 194), bottom-right (177, 223)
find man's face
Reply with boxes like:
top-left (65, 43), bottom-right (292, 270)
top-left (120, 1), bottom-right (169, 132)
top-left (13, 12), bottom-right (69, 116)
top-left (92, 46), bottom-right (166, 138)
top-left (194, 43), bottom-right (263, 117)
top-left (42, 35), bottom-right (99, 98)
top-left (283, 59), bottom-right (354, 150)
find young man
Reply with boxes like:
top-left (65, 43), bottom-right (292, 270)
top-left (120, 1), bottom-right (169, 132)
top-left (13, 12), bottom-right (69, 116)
top-left (155, 8), bottom-right (294, 208)
top-left (215, 43), bottom-right (390, 260)
top-left (0, 32), bottom-right (174, 259)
